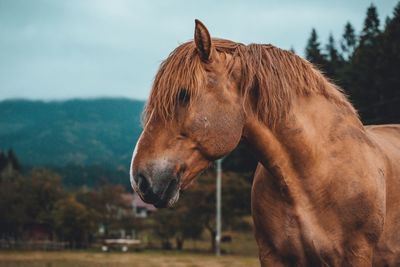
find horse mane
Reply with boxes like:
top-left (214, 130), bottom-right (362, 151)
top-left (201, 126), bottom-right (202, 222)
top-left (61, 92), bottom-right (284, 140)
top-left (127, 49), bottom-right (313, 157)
top-left (143, 38), bottom-right (357, 128)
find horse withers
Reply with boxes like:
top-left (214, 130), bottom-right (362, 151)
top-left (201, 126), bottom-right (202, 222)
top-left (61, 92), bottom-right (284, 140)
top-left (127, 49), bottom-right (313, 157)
top-left (130, 20), bottom-right (400, 266)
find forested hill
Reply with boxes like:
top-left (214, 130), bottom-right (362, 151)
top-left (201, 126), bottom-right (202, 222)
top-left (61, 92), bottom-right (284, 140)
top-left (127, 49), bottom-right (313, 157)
top-left (0, 98), bottom-right (144, 168)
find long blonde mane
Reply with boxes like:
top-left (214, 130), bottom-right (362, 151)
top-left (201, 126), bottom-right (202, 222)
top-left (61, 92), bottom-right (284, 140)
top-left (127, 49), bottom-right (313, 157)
top-left (143, 39), bottom-right (357, 128)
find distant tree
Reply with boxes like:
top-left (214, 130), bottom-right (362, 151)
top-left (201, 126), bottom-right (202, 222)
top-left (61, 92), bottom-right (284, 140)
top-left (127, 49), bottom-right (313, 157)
top-left (385, 16), bottom-right (392, 29)
top-left (223, 141), bottom-right (257, 174)
top-left (76, 184), bottom-right (127, 237)
top-left (340, 22), bottom-right (357, 60)
top-left (23, 169), bottom-right (65, 227)
top-left (7, 149), bottom-right (21, 171)
top-left (53, 197), bottom-right (96, 248)
top-left (152, 208), bottom-right (180, 249)
top-left (152, 187), bottom-right (205, 250)
top-left (325, 34), bottom-right (344, 80)
top-left (373, 1), bottom-right (400, 123)
top-left (0, 174), bottom-right (26, 239)
top-left (0, 168), bottom-right (64, 240)
top-left (0, 150), bottom-right (21, 178)
top-left (305, 28), bottom-right (327, 70)
top-left (221, 172), bottom-right (252, 218)
top-left (350, 3), bottom-right (383, 122)
top-left (0, 151), bottom-right (7, 173)
top-left (185, 171), bottom-right (251, 251)
top-left (75, 189), bottom-right (102, 225)
top-left (359, 4), bottom-right (381, 47)
top-left (338, 22), bottom-right (358, 93)
top-left (84, 184), bottom-right (126, 237)
top-left (326, 34), bottom-right (340, 62)
top-left (183, 174), bottom-right (217, 251)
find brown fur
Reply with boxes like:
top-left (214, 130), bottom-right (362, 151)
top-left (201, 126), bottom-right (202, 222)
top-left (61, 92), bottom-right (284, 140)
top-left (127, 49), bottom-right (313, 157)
top-left (131, 20), bottom-right (400, 266)
top-left (144, 39), bottom-right (356, 129)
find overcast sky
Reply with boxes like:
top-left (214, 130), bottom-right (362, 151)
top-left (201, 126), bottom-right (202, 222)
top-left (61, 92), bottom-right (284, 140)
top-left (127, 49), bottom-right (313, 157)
top-left (0, 0), bottom-right (398, 101)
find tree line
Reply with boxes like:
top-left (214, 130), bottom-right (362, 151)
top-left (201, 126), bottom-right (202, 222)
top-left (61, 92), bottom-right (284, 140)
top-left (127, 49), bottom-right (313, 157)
top-left (223, 2), bottom-right (400, 175)
top-left (304, 2), bottom-right (400, 124)
top-left (0, 152), bottom-right (252, 251)
top-left (0, 163), bottom-right (135, 248)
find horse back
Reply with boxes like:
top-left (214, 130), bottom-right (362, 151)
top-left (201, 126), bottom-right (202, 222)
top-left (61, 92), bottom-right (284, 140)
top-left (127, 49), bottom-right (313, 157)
top-left (366, 124), bottom-right (400, 149)
top-left (366, 124), bottom-right (400, 179)
top-left (366, 124), bottom-right (400, 265)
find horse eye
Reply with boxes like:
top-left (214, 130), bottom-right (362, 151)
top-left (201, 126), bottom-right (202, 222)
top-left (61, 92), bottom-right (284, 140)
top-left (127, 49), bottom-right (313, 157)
top-left (178, 89), bottom-right (190, 105)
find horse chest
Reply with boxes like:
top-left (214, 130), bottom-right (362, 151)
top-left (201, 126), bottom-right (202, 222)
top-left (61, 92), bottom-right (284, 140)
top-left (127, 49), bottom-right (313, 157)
top-left (253, 201), bottom-right (342, 264)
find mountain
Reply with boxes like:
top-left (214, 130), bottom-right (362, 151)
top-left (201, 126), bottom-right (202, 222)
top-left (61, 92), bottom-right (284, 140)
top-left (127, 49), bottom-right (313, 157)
top-left (0, 98), bottom-right (144, 169)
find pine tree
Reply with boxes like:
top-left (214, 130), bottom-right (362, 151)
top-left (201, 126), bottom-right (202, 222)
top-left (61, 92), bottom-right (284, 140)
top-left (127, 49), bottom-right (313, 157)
top-left (303, 2), bottom-right (399, 124)
top-left (375, 1), bottom-right (400, 123)
top-left (305, 28), bottom-right (327, 70)
top-left (340, 22), bottom-right (357, 60)
top-left (324, 34), bottom-right (344, 81)
top-left (326, 34), bottom-right (338, 61)
top-left (359, 4), bottom-right (381, 47)
top-left (385, 16), bottom-right (391, 28)
top-left (350, 3), bottom-right (383, 123)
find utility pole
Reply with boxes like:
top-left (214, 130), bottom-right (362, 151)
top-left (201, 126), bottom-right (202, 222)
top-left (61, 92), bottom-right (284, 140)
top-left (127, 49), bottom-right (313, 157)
top-left (216, 158), bottom-right (222, 256)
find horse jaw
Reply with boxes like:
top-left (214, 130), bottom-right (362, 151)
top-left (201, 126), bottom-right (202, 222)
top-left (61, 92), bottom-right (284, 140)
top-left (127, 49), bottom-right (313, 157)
top-left (167, 190), bottom-right (180, 208)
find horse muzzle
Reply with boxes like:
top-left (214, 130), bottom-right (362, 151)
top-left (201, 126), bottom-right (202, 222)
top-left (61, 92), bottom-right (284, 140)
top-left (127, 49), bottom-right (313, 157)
top-left (131, 168), bottom-right (180, 208)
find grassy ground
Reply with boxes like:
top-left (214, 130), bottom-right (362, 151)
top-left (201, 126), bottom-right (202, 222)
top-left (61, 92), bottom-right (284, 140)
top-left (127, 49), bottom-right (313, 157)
top-left (0, 228), bottom-right (259, 266)
top-left (0, 251), bottom-right (259, 267)
top-left (178, 231), bottom-right (258, 257)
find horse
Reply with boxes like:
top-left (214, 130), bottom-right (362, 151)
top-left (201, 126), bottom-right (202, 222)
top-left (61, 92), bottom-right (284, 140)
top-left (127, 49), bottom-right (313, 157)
top-left (130, 20), bottom-right (400, 266)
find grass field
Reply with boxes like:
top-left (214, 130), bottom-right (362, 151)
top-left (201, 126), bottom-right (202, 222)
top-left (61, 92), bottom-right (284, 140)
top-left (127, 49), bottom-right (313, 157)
top-left (0, 251), bottom-right (259, 267)
top-left (0, 227), bottom-right (259, 266)
top-left (179, 231), bottom-right (258, 257)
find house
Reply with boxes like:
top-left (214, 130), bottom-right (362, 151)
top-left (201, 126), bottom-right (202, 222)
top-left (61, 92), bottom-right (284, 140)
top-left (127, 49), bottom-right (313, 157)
top-left (121, 193), bottom-right (157, 218)
top-left (98, 193), bottom-right (157, 240)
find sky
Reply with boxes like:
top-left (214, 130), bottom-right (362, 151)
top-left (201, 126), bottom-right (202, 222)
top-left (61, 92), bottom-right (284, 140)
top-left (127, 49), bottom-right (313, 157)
top-left (0, 0), bottom-right (398, 101)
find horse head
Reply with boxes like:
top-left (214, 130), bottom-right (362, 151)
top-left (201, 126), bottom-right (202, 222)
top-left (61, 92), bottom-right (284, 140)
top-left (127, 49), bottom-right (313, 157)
top-left (130, 20), bottom-right (245, 208)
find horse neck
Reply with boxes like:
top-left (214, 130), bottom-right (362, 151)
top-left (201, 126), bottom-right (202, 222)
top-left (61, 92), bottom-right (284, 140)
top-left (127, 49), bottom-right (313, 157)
top-left (243, 93), bottom-right (363, 202)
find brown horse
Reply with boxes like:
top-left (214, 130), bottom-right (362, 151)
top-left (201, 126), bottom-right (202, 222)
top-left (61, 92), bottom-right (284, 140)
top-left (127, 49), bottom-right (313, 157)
top-left (130, 20), bottom-right (400, 266)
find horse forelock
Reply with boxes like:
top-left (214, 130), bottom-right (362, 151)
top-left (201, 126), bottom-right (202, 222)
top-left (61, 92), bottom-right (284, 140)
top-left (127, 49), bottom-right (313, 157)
top-left (142, 39), bottom-right (242, 125)
top-left (142, 38), bottom-right (358, 128)
top-left (142, 41), bottom-right (205, 125)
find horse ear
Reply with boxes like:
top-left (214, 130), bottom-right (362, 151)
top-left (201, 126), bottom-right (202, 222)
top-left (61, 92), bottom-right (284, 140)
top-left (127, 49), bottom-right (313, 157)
top-left (194, 19), bottom-right (213, 62)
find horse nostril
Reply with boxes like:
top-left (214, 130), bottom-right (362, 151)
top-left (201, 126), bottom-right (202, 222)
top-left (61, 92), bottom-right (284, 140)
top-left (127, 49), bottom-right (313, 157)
top-left (137, 173), bottom-right (150, 194)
